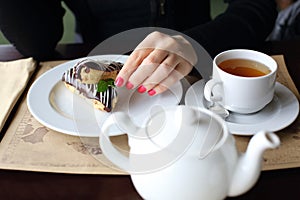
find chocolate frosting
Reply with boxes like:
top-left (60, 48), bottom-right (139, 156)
top-left (62, 59), bottom-right (123, 112)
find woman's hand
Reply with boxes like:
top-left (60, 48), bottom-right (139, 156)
top-left (115, 31), bottom-right (197, 96)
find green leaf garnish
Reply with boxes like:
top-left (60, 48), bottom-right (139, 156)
top-left (97, 78), bottom-right (115, 92)
top-left (106, 79), bottom-right (115, 86)
top-left (97, 80), bottom-right (108, 92)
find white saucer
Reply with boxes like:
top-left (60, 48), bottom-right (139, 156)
top-left (184, 79), bottom-right (299, 135)
top-left (27, 55), bottom-right (183, 137)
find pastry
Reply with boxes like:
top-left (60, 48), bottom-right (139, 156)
top-left (62, 59), bottom-right (123, 112)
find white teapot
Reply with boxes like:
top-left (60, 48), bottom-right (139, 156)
top-left (100, 105), bottom-right (280, 200)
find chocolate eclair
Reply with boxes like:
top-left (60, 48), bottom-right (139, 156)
top-left (62, 59), bottom-right (123, 112)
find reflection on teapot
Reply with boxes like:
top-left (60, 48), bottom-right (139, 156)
top-left (100, 105), bottom-right (280, 200)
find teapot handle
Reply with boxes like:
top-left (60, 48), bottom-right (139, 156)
top-left (100, 112), bottom-right (138, 172)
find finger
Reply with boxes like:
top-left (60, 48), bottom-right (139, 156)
top-left (147, 61), bottom-right (192, 96)
top-left (128, 49), bottom-right (169, 88)
top-left (138, 32), bottom-right (197, 66)
top-left (115, 48), bottom-right (153, 87)
top-left (139, 53), bottom-right (180, 92)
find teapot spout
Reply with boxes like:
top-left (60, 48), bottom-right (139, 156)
top-left (228, 131), bottom-right (280, 197)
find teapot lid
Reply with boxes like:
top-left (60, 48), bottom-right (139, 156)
top-left (141, 105), bottom-right (229, 159)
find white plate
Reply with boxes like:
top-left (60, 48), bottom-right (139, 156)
top-left (27, 55), bottom-right (183, 137)
top-left (184, 79), bottom-right (299, 135)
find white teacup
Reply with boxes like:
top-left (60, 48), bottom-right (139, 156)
top-left (204, 49), bottom-right (277, 114)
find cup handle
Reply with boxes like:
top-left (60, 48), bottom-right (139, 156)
top-left (100, 112), bottom-right (138, 172)
top-left (204, 79), bottom-right (223, 102)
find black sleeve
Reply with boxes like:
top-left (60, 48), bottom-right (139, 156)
top-left (0, 0), bottom-right (65, 60)
top-left (184, 0), bottom-right (278, 57)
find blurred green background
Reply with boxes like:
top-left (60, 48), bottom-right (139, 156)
top-left (0, 0), bottom-right (227, 44)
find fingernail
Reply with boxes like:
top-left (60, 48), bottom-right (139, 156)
top-left (126, 82), bottom-right (134, 90)
top-left (138, 85), bottom-right (147, 93)
top-left (115, 77), bottom-right (124, 87)
top-left (148, 89), bottom-right (156, 96)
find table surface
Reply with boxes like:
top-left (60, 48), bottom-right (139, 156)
top-left (0, 42), bottom-right (299, 200)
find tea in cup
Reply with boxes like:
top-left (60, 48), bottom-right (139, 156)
top-left (204, 49), bottom-right (277, 114)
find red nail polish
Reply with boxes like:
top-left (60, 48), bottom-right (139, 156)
top-left (148, 89), bottom-right (156, 96)
top-left (138, 85), bottom-right (147, 93)
top-left (115, 77), bottom-right (124, 87)
top-left (126, 82), bottom-right (134, 89)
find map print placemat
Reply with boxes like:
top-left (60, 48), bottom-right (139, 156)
top-left (0, 56), bottom-right (299, 174)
